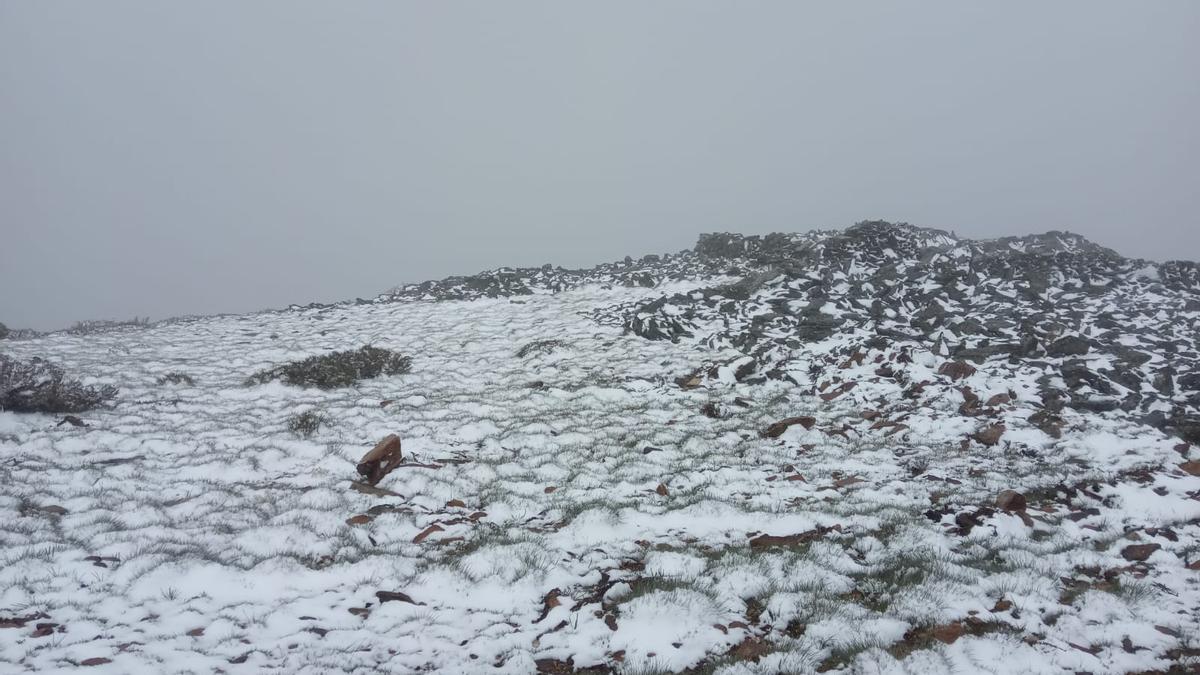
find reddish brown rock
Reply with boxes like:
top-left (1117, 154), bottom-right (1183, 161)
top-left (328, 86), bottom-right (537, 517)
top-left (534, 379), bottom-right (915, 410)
top-left (412, 524), bottom-right (444, 544)
top-left (819, 382), bottom-right (857, 401)
top-left (749, 526), bottom-right (834, 550)
top-left (356, 435), bottom-right (403, 486)
top-left (1028, 409), bottom-right (1064, 439)
top-left (376, 590), bottom-right (420, 605)
top-left (1179, 461), bottom-right (1200, 477)
top-left (932, 622), bottom-right (965, 644)
top-left (346, 514), bottom-right (373, 526)
top-left (985, 393), bottom-right (1012, 407)
top-left (995, 490), bottom-right (1027, 512)
top-left (728, 637), bottom-right (771, 662)
top-left (939, 361), bottom-right (977, 382)
top-left (973, 424), bottom-right (1006, 447)
top-left (655, 483), bottom-right (669, 496)
top-left (535, 657), bottom-right (575, 674)
top-left (1121, 543), bottom-right (1161, 562)
top-left (761, 416), bottom-right (816, 438)
top-left (533, 589), bottom-right (562, 624)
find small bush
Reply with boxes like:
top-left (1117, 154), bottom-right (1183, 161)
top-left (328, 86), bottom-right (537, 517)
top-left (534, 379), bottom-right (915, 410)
top-left (245, 345), bottom-right (412, 389)
top-left (156, 372), bottom-right (196, 386)
top-left (67, 317), bottom-right (151, 335)
top-left (287, 410), bottom-right (327, 438)
top-left (516, 339), bottom-right (567, 358)
top-left (0, 354), bottom-right (118, 413)
top-left (1, 328), bottom-right (42, 341)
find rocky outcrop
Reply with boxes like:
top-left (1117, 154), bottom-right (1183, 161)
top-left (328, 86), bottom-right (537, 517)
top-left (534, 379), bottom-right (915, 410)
top-left (374, 220), bottom-right (1199, 446)
top-left (597, 222), bottom-right (1199, 444)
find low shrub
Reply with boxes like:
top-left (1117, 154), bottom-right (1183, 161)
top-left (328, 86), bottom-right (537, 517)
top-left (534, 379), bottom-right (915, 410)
top-left (156, 372), bottom-right (196, 386)
top-left (0, 354), bottom-right (118, 413)
top-left (246, 345), bottom-right (412, 389)
top-left (67, 317), bottom-right (152, 335)
top-left (516, 339), bottom-right (567, 358)
top-left (287, 410), bottom-right (327, 438)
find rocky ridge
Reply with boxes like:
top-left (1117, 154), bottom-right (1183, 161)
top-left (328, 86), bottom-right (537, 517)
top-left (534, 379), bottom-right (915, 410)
top-left (381, 221), bottom-right (1200, 447)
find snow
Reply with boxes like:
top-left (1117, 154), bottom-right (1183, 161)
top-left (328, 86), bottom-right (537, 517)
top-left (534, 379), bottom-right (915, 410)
top-left (1, 276), bottom-right (1198, 673)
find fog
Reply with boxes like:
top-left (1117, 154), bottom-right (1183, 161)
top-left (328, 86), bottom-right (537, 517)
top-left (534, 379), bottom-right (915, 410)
top-left (2, 1), bottom-right (1197, 330)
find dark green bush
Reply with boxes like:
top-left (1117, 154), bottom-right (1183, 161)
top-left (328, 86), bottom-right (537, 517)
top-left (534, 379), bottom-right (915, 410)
top-left (287, 410), bottom-right (327, 438)
top-left (516, 339), bottom-right (567, 358)
top-left (0, 354), bottom-right (118, 413)
top-left (156, 372), bottom-right (196, 386)
top-left (246, 345), bottom-right (412, 389)
top-left (67, 317), bottom-right (151, 335)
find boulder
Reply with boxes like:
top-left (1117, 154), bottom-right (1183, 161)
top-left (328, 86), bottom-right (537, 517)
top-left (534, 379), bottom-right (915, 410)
top-left (1069, 396), bottom-right (1121, 413)
top-left (1178, 372), bottom-right (1200, 391)
top-left (748, 525), bottom-right (834, 550)
top-left (761, 416), bottom-right (816, 438)
top-left (984, 392), bottom-right (1012, 407)
top-left (1061, 361), bottom-right (1113, 393)
top-left (939, 360), bottom-right (977, 381)
top-left (1120, 543), bottom-right (1160, 562)
top-left (376, 590), bottom-right (420, 605)
top-left (1047, 336), bottom-right (1092, 357)
top-left (973, 424), bottom-right (1006, 446)
top-left (356, 434), bottom-right (403, 485)
top-left (1172, 415), bottom-right (1200, 444)
top-left (932, 622), bottom-right (966, 645)
top-left (1029, 409), bottom-right (1064, 439)
top-left (1153, 368), bottom-right (1176, 396)
top-left (995, 490), bottom-right (1027, 511)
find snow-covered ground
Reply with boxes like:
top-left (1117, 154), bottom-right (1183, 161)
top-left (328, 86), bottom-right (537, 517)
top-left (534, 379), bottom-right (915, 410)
top-left (3, 254), bottom-right (1200, 672)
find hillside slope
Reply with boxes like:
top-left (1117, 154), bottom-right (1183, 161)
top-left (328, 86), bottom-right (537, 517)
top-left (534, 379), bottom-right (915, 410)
top-left (1, 222), bottom-right (1198, 673)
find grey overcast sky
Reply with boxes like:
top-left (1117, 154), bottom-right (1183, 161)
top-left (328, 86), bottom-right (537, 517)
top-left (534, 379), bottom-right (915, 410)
top-left (2, 2), bottom-right (1198, 330)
